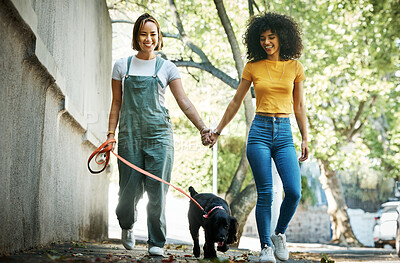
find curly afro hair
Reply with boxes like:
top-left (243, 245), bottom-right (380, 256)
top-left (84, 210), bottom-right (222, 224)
top-left (243, 12), bottom-right (303, 62)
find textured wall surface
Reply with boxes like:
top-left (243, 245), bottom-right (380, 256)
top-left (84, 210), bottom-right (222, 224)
top-left (0, 0), bottom-right (112, 254)
top-left (243, 206), bottom-right (375, 246)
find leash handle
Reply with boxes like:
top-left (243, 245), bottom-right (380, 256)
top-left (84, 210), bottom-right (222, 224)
top-left (87, 138), bottom-right (116, 174)
top-left (88, 138), bottom-right (205, 213)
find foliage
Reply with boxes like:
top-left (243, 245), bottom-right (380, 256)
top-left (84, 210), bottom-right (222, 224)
top-left (296, 0), bottom-right (400, 178)
top-left (107, 0), bottom-right (400, 206)
top-left (166, 68), bottom-right (247, 194)
top-left (300, 175), bottom-right (316, 206)
top-left (362, 76), bottom-right (400, 179)
top-left (321, 253), bottom-right (335, 263)
top-left (171, 130), bottom-right (213, 194)
top-left (217, 135), bottom-right (253, 194)
top-left (108, 0), bottom-right (253, 195)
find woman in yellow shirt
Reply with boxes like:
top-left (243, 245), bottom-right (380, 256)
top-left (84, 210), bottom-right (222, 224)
top-left (205, 12), bottom-right (309, 263)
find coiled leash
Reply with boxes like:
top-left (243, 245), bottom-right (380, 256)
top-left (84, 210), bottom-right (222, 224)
top-left (88, 138), bottom-right (206, 214)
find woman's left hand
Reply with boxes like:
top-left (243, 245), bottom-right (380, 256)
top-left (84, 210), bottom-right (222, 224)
top-left (298, 140), bottom-right (309, 162)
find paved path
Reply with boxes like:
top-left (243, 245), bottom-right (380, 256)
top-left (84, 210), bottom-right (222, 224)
top-left (1, 239), bottom-right (399, 262)
top-left (2, 185), bottom-right (399, 262)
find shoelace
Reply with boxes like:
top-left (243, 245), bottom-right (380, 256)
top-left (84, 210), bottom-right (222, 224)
top-left (261, 247), bottom-right (271, 256)
top-left (277, 235), bottom-right (286, 249)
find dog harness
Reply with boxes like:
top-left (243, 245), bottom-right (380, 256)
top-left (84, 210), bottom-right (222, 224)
top-left (203, 206), bottom-right (225, 218)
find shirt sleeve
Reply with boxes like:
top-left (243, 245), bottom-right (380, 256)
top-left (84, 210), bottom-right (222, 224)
top-left (294, 61), bottom-right (306, 82)
top-left (166, 60), bottom-right (181, 84)
top-left (241, 62), bottom-right (252, 81)
top-left (111, 58), bottom-right (126, 81)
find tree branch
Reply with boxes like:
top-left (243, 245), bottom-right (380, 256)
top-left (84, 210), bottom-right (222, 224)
top-left (162, 32), bottom-right (180, 39)
top-left (213, 0), bottom-right (244, 75)
top-left (168, 0), bottom-right (210, 63)
top-left (111, 19), bottom-right (134, 24)
top-left (348, 95), bottom-right (378, 140)
top-left (213, 0), bottom-right (255, 206)
top-left (170, 60), bottom-right (239, 89)
top-left (345, 100), bottom-right (366, 137)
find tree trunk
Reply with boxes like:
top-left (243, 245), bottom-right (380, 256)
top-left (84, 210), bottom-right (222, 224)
top-left (213, 0), bottom-right (256, 245)
top-left (225, 92), bottom-right (253, 205)
top-left (318, 159), bottom-right (363, 246)
top-left (229, 182), bottom-right (257, 247)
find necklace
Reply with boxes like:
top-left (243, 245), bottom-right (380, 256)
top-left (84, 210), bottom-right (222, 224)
top-left (266, 61), bottom-right (285, 83)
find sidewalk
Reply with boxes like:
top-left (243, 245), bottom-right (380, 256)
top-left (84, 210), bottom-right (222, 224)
top-left (106, 183), bottom-right (400, 263)
top-left (108, 183), bottom-right (261, 250)
top-left (2, 237), bottom-right (398, 262)
top-left (1, 185), bottom-right (398, 262)
top-left (0, 239), bottom-right (317, 262)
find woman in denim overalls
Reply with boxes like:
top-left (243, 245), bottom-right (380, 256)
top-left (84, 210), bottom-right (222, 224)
top-left (107, 13), bottom-right (209, 256)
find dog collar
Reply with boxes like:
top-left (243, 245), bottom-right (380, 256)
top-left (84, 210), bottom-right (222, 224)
top-left (203, 206), bottom-right (225, 218)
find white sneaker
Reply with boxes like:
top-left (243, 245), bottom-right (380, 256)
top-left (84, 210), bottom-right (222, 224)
top-left (148, 246), bottom-right (164, 256)
top-left (121, 229), bottom-right (135, 250)
top-left (271, 233), bottom-right (289, 261)
top-left (259, 246), bottom-right (276, 263)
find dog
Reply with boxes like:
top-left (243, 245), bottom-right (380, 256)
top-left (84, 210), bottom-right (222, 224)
top-left (188, 186), bottom-right (238, 259)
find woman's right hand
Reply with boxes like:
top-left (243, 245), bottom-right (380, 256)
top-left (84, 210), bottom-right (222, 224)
top-left (107, 134), bottom-right (116, 150)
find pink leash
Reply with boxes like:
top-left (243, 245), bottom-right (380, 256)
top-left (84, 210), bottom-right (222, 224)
top-left (88, 138), bottom-right (206, 214)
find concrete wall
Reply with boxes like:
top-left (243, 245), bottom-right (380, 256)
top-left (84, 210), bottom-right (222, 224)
top-left (285, 206), bottom-right (332, 243)
top-left (243, 206), bottom-right (375, 246)
top-left (0, 0), bottom-right (112, 254)
top-left (242, 206), bottom-right (332, 243)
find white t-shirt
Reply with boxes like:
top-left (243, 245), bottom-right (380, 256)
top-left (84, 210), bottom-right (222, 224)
top-left (112, 55), bottom-right (181, 107)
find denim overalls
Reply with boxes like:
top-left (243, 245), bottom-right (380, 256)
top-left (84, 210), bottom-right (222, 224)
top-left (116, 56), bottom-right (174, 248)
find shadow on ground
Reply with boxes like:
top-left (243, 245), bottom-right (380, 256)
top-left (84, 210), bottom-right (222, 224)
top-left (0, 239), bottom-right (320, 262)
top-left (1, 239), bottom-right (398, 262)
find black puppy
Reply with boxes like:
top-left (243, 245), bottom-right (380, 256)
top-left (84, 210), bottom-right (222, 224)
top-left (188, 186), bottom-right (238, 259)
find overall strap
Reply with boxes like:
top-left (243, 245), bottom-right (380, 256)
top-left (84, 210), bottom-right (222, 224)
top-left (125, 56), bottom-right (133, 77)
top-left (154, 56), bottom-right (165, 76)
top-left (154, 56), bottom-right (165, 88)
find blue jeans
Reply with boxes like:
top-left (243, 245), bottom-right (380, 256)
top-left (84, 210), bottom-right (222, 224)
top-left (246, 115), bottom-right (301, 248)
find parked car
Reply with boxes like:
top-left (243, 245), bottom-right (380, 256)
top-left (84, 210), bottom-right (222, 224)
top-left (373, 201), bottom-right (400, 248)
top-left (396, 204), bottom-right (400, 256)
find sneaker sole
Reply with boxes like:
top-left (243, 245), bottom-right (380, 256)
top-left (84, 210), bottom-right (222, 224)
top-left (122, 245), bottom-right (134, 250)
top-left (274, 252), bottom-right (289, 261)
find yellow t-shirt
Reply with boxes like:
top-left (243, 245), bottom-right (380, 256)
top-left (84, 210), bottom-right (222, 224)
top-left (242, 59), bottom-right (305, 114)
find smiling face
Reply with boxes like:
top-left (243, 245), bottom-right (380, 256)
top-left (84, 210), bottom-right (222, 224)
top-left (131, 13), bottom-right (163, 53)
top-left (260, 29), bottom-right (280, 60)
top-left (138, 21), bottom-right (158, 53)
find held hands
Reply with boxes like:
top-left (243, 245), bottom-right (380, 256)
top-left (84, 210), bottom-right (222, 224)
top-left (200, 128), bottom-right (220, 148)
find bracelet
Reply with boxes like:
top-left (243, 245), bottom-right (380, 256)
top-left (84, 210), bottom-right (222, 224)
top-left (214, 129), bottom-right (221, 136)
top-left (199, 127), bottom-right (207, 133)
top-left (107, 131), bottom-right (115, 136)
